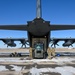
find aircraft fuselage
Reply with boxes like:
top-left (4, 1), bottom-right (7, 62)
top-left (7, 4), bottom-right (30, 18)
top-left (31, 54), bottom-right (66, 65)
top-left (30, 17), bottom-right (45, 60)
top-left (27, 18), bottom-right (50, 36)
top-left (27, 18), bottom-right (51, 58)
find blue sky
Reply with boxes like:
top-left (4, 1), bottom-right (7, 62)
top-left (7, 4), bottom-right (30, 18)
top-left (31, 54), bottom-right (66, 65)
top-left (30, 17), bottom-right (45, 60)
top-left (0, 0), bottom-right (75, 48)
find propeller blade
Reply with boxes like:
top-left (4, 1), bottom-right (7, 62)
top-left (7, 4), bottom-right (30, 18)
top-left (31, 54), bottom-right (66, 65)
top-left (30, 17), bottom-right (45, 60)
top-left (26, 42), bottom-right (30, 45)
top-left (24, 44), bottom-right (26, 48)
top-left (51, 42), bottom-right (59, 48)
top-left (71, 44), bottom-right (73, 47)
top-left (54, 45), bottom-right (56, 48)
top-left (7, 45), bottom-right (8, 48)
top-left (4, 44), bottom-right (6, 45)
top-left (21, 44), bottom-right (23, 48)
top-left (51, 44), bottom-right (53, 47)
top-left (56, 44), bottom-right (59, 46)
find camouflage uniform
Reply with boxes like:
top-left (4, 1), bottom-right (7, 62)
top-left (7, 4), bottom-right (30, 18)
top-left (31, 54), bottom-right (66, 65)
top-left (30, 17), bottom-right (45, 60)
top-left (47, 47), bottom-right (52, 59)
top-left (47, 47), bottom-right (55, 59)
top-left (51, 48), bottom-right (55, 57)
top-left (29, 47), bottom-right (33, 58)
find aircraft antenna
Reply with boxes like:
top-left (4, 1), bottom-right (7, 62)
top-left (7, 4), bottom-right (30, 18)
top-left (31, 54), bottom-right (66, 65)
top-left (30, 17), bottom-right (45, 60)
top-left (36, 0), bottom-right (42, 18)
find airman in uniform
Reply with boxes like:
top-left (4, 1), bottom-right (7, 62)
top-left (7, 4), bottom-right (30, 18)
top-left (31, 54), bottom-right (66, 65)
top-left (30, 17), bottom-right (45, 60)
top-left (47, 47), bottom-right (55, 59)
top-left (51, 48), bottom-right (55, 57)
top-left (29, 47), bottom-right (33, 58)
top-left (47, 47), bottom-right (52, 59)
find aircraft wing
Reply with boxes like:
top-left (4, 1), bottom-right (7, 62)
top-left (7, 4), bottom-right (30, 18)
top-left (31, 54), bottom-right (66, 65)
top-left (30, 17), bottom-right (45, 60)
top-left (51, 38), bottom-right (75, 41)
top-left (0, 38), bottom-right (28, 42)
top-left (50, 38), bottom-right (75, 47)
top-left (50, 25), bottom-right (75, 30)
top-left (0, 38), bottom-right (29, 47)
top-left (0, 25), bottom-right (28, 31)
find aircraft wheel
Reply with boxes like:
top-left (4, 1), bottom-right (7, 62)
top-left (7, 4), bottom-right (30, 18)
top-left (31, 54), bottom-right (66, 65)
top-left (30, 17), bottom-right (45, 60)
top-left (32, 50), bottom-right (35, 59)
top-left (14, 53), bottom-right (18, 57)
top-left (44, 52), bottom-right (48, 59)
top-left (10, 53), bottom-right (15, 57)
top-left (17, 53), bottom-right (21, 57)
top-left (18, 53), bottom-right (21, 57)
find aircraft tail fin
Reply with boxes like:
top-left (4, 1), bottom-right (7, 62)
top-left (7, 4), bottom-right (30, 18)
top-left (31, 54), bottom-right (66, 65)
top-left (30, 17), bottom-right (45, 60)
top-left (36, 0), bottom-right (42, 18)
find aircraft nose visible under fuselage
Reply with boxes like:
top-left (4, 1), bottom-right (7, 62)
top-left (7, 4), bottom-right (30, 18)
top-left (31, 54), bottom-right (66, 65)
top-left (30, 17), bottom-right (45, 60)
top-left (28, 18), bottom-right (50, 36)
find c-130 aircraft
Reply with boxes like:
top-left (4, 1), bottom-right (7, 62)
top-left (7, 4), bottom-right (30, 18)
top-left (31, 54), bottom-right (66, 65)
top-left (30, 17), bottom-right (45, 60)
top-left (0, 0), bottom-right (75, 58)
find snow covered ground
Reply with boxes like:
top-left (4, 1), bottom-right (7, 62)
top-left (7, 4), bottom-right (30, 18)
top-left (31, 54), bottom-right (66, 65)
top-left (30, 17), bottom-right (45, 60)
top-left (0, 57), bottom-right (75, 75)
top-left (0, 57), bottom-right (75, 64)
top-left (30, 66), bottom-right (75, 75)
top-left (0, 65), bottom-right (75, 75)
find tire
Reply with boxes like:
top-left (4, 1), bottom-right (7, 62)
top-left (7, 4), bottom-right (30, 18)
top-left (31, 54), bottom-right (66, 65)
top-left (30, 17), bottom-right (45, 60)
top-left (10, 53), bottom-right (14, 57)
top-left (18, 53), bottom-right (21, 57)
top-left (43, 52), bottom-right (48, 59)
top-left (32, 50), bottom-right (35, 58)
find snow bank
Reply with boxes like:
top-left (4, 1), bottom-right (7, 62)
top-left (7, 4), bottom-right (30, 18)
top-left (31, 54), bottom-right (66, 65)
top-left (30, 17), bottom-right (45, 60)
top-left (10, 65), bottom-right (22, 71)
top-left (0, 57), bottom-right (75, 64)
top-left (0, 65), bottom-right (8, 71)
top-left (0, 65), bottom-right (25, 71)
top-left (30, 66), bottom-right (75, 75)
top-left (0, 65), bottom-right (75, 75)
